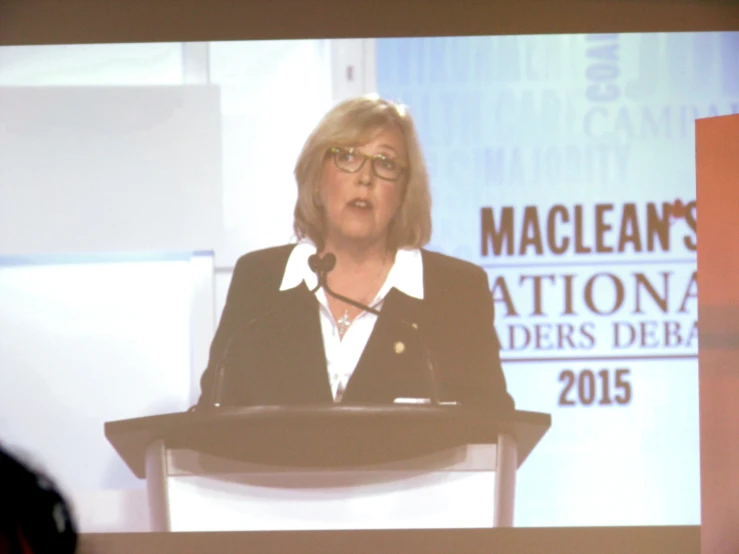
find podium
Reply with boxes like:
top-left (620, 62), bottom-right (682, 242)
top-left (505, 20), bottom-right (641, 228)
top-left (105, 405), bottom-right (550, 531)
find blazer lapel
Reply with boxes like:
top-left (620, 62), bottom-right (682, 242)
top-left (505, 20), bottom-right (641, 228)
top-left (342, 288), bottom-right (428, 404)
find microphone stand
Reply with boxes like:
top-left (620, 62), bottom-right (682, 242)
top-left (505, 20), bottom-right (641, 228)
top-left (202, 310), bottom-right (275, 411)
top-left (316, 268), bottom-right (381, 317)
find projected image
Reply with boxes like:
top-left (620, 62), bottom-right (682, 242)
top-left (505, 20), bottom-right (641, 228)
top-left (0, 32), bottom-right (736, 533)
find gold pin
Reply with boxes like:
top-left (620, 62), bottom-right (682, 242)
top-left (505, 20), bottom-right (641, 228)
top-left (394, 341), bottom-right (406, 354)
top-left (411, 322), bottom-right (418, 329)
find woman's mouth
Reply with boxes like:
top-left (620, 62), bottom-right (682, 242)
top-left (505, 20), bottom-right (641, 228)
top-left (347, 198), bottom-right (373, 210)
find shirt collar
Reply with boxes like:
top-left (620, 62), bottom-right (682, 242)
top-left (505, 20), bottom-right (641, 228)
top-left (279, 239), bottom-right (424, 300)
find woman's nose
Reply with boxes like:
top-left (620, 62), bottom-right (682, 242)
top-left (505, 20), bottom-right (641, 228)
top-left (356, 158), bottom-right (374, 186)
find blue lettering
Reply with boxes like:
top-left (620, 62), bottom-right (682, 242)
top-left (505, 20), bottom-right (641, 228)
top-left (587, 83), bottom-right (620, 102)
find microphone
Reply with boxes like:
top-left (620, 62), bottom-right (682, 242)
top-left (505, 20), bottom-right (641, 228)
top-left (308, 252), bottom-right (336, 274)
top-left (308, 253), bottom-right (338, 294)
top-left (309, 253), bottom-right (382, 316)
top-left (307, 252), bottom-right (441, 405)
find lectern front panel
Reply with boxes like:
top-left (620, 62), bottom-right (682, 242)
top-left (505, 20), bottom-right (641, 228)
top-left (164, 444), bottom-right (498, 531)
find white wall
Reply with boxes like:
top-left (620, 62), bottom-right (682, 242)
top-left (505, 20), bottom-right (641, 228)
top-left (210, 39), bottom-right (333, 267)
top-left (0, 38), bottom-right (374, 533)
top-left (0, 85), bottom-right (222, 255)
top-left (330, 39), bottom-right (378, 105)
top-left (0, 43), bottom-right (186, 86)
top-left (0, 257), bottom-right (199, 532)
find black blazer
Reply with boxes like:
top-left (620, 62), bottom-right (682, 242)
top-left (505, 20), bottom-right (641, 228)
top-left (197, 245), bottom-right (514, 415)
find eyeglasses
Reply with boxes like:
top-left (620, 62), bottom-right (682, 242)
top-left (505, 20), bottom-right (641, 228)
top-left (328, 146), bottom-right (406, 182)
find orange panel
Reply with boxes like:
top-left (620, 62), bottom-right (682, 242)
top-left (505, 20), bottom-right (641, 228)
top-left (697, 113), bottom-right (739, 554)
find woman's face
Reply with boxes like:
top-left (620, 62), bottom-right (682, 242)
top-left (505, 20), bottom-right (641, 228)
top-left (318, 126), bottom-right (407, 252)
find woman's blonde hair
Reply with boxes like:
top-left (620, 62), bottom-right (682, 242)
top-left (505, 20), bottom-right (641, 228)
top-left (293, 94), bottom-right (432, 252)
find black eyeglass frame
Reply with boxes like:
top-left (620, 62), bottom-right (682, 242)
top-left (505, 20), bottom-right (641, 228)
top-left (327, 146), bottom-right (407, 182)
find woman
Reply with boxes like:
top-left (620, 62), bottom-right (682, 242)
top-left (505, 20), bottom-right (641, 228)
top-left (197, 95), bottom-right (514, 414)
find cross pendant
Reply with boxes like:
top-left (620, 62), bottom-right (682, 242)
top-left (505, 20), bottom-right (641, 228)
top-left (337, 309), bottom-right (351, 337)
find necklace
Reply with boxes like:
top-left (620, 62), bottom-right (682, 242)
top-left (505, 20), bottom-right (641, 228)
top-left (337, 309), bottom-right (352, 338)
top-left (330, 253), bottom-right (393, 339)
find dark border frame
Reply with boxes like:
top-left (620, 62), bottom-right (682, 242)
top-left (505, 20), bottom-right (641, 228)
top-left (1, 0), bottom-right (738, 46)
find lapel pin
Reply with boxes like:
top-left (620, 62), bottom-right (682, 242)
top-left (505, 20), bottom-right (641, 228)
top-left (394, 341), bottom-right (406, 354)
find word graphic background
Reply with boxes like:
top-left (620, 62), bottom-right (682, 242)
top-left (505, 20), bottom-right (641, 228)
top-left (376, 32), bottom-right (739, 526)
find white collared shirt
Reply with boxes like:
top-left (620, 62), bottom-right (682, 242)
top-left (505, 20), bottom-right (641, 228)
top-left (280, 240), bottom-right (424, 402)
